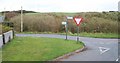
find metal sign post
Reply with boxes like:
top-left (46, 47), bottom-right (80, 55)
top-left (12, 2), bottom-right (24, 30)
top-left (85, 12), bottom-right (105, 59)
top-left (77, 26), bottom-right (79, 43)
top-left (62, 21), bottom-right (67, 40)
top-left (73, 17), bottom-right (83, 43)
top-left (65, 19), bottom-right (68, 40)
top-left (66, 16), bottom-right (73, 40)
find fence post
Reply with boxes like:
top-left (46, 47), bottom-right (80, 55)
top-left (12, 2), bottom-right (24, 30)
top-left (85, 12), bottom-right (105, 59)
top-left (12, 29), bottom-right (15, 39)
top-left (2, 34), bottom-right (5, 44)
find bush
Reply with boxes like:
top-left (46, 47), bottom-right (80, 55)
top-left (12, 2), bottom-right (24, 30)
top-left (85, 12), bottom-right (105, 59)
top-left (2, 25), bottom-right (12, 33)
top-left (80, 17), bottom-right (118, 33)
top-left (10, 12), bottom-right (119, 34)
top-left (10, 13), bottom-right (64, 32)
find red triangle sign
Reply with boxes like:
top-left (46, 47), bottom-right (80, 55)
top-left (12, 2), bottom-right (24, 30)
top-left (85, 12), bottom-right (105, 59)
top-left (73, 17), bottom-right (83, 26)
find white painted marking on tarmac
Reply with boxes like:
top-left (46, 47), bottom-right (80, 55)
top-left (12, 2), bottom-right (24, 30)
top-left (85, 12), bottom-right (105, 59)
top-left (99, 47), bottom-right (110, 54)
top-left (116, 56), bottom-right (120, 61)
top-left (116, 58), bottom-right (119, 61)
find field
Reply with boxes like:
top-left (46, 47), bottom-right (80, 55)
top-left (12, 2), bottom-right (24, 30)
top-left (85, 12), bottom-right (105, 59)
top-left (2, 37), bottom-right (84, 61)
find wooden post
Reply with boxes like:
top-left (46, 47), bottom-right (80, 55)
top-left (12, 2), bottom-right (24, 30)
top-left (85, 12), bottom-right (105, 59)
top-left (21, 6), bottom-right (23, 32)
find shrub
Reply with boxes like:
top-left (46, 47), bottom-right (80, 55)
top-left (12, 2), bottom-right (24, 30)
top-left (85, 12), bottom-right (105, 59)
top-left (10, 12), bottom-right (119, 34)
top-left (2, 25), bottom-right (12, 33)
top-left (80, 17), bottom-right (118, 33)
top-left (10, 13), bottom-right (64, 32)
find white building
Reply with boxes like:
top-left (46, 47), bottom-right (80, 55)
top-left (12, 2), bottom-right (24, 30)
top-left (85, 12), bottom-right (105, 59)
top-left (0, 16), bottom-right (4, 23)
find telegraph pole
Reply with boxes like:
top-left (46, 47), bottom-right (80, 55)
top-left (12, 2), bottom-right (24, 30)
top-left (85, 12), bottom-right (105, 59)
top-left (21, 6), bottom-right (23, 32)
top-left (4, 8), bottom-right (5, 18)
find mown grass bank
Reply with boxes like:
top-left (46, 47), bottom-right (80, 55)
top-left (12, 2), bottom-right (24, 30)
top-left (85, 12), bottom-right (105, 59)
top-left (17, 32), bottom-right (119, 38)
top-left (2, 37), bottom-right (84, 61)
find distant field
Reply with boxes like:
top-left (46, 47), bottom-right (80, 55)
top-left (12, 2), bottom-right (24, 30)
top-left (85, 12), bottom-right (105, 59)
top-left (25, 13), bottom-right (40, 15)
top-left (25, 12), bottom-right (77, 16)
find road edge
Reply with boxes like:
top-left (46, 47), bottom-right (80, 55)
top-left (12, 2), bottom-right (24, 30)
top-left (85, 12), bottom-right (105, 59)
top-left (53, 44), bottom-right (87, 61)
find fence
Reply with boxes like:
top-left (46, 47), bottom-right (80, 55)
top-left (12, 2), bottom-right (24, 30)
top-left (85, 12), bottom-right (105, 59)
top-left (0, 30), bottom-right (14, 48)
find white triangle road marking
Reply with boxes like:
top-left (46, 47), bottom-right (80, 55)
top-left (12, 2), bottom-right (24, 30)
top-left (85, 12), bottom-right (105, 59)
top-left (99, 47), bottom-right (110, 54)
top-left (116, 58), bottom-right (119, 61)
top-left (116, 56), bottom-right (120, 61)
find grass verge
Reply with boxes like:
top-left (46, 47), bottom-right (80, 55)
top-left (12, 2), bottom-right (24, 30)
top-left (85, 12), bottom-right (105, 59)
top-left (17, 32), bottom-right (119, 38)
top-left (2, 37), bottom-right (84, 61)
top-left (60, 32), bottom-right (119, 38)
top-left (79, 32), bottom-right (119, 38)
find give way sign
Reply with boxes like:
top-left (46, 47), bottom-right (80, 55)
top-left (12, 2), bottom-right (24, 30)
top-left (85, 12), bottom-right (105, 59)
top-left (73, 17), bottom-right (83, 26)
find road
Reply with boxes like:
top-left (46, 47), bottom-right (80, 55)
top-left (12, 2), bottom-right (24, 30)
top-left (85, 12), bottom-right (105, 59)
top-left (16, 34), bottom-right (118, 61)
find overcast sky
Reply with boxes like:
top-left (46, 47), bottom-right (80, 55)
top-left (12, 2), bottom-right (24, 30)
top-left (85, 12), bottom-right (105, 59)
top-left (0, 0), bottom-right (119, 12)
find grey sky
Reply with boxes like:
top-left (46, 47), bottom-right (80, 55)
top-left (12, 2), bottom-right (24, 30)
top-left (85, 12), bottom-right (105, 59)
top-left (0, 0), bottom-right (119, 12)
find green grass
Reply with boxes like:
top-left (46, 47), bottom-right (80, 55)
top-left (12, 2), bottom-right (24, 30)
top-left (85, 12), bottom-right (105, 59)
top-left (17, 32), bottom-right (119, 38)
top-left (79, 32), bottom-right (119, 38)
top-left (16, 31), bottom-right (53, 34)
top-left (2, 37), bottom-right (84, 61)
top-left (25, 12), bottom-right (77, 16)
top-left (61, 32), bottom-right (119, 38)
top-left (25, 13), bottom-right (40, 15)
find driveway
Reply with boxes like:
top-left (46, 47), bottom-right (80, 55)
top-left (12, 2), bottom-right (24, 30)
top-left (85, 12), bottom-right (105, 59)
top-left (16, 34), bottom-right (119, 61)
